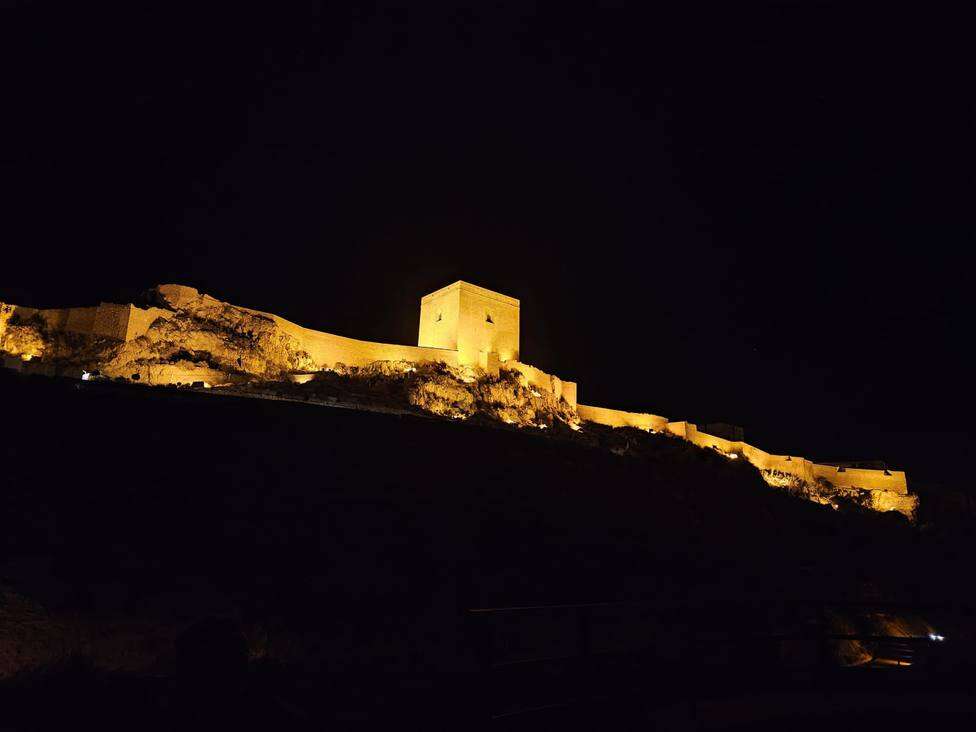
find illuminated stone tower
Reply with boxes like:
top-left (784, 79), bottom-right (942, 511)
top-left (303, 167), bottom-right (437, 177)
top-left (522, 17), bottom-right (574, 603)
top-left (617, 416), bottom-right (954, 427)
top-left (418, 281), bottom-right (520, 369)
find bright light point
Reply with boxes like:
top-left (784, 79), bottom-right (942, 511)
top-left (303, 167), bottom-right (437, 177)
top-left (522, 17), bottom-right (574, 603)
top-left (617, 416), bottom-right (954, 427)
top-left (21, 354), bottom-right (34, 362)
top-left (570, 423), bottom-right (582, 431)
top-left (929, 633), bottom-right (945, 641)
top-left (537, 423), bottom-right (548, 429)
top-left (530, 389), bottom-right (541, 397)
top-left (81, 371), bottom-right (91, 381)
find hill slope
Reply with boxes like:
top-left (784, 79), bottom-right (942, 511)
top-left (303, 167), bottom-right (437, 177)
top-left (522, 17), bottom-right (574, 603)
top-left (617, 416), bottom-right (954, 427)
top-left (0, 370), bottom-right (935, 679)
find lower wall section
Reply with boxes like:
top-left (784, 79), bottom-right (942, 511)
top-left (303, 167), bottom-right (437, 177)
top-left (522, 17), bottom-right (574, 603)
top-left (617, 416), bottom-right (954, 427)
top-left (20, 304), bottom-right (171, 342)
top-left (66, 307), bottom-right (97, 334)
top-left (577, 404), bottom-right (668, 432)
top-left (233, 306), bottom-right (460, 370)
top-left (811, 463), bottom-right (909, 494)
top-left (506, 362), bottom-right (578, 408)
top-left (671, 421), bottom-right (910, 495)
top-left (580, 406), bottom-right (912, 515)
top-left (125, 306), bottom-right (173, 340)
top-left (561, 381), bottom-right (578, 409)
top-left (92, 303), bottom-right (131, 339)
top-left (872, 490), bottom-right (918, 514)
top-left (296, 329), bottom-right (459, 369)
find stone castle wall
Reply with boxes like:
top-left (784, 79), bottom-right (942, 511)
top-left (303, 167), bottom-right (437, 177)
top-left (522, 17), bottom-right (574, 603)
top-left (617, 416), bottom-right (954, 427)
top-left (3, 281), bottom-right (913, 516)
top-left (124, 305), bottom-right (173, 340)
top-left (13, 303), bottom-right (172, 342)
top-left (232, 301), bottom-right (461, 371)
top-left (576, 404), bottom-right (669, 432)
top-left (91, 303), bottom-right (131, 339)
top-left (577, 406), bottom-right (913, 516)
top-left (284, 325), bottom-right (462, 371)
top-left (506, 361), bottom-right (577, 408)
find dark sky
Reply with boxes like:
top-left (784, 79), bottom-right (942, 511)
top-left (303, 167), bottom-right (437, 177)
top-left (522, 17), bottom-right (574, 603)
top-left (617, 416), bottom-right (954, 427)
top-left (2, 4), bottom-right (972, 487)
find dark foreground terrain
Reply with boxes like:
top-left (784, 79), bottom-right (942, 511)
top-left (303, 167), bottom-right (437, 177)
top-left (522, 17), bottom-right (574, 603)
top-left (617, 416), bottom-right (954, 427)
top-left (3, 371), bottom-right (976, 729)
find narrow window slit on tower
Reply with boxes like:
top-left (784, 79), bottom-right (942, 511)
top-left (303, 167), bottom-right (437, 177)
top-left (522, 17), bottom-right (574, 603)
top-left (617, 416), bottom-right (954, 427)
top-left (435, 312), bottom-right (442, 322)
top-left (486, 313), bottom-right (494, 324)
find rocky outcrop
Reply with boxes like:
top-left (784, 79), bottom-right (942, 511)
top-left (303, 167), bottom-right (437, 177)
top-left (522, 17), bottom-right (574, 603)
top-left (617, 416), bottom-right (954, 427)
top-left (761, 469), bottom-right (919, 521)
top-left (0, 305), bottom-right (125, 367)
top-left (406, 362), bottom-right (579, 427)
top-left (0, 307), bottom-right (48, 361)
top-left (0, 286), bottom-right (317, 385)
top-left (270, 359), bottom-right (582, 430)
top-left (100, 298), bottom-right (316, 384)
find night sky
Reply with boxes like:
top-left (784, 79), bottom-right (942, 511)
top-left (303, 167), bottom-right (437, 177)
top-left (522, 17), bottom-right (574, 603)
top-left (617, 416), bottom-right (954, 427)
top-left (2, 5), bottom-right (971, 487)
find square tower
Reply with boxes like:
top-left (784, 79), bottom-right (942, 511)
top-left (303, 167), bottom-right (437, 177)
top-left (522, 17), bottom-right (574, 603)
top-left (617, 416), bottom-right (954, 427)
top-left (418, 281), bottom-right (520, 367)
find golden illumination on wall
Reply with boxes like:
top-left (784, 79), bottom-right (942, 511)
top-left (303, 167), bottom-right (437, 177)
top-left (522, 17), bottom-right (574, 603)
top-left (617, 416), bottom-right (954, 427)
top-left (0, 279), bottom-right (915, 520)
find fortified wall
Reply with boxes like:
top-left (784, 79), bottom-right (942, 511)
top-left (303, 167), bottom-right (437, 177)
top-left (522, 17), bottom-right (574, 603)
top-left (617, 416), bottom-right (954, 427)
top-left (158, 282), bottom-right (578, 407)
top-left (9, 302), bottom-right (174, 342)
top-left (3, 282), bottom-right (578, 408)
top-left (576, 405), bottom-right (915, 515)
top-left (2, 280), bottom-right (912, 516)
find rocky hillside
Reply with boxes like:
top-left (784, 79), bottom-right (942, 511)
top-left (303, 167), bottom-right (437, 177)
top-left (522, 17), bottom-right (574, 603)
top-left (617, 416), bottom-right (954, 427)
top-left (2, 287), bottom-right (920, 521)
top-left (0, 371), bottom-right (936, 683)
top-left (0, 286), bottom-right (583, 432)
top-left (0, 287), bottom-right (317, 385)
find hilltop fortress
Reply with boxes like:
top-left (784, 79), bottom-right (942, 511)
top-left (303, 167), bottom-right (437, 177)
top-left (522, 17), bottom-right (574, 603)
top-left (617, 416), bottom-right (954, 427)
top-left (0, 280), bottom-right (917, 517)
